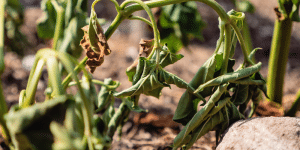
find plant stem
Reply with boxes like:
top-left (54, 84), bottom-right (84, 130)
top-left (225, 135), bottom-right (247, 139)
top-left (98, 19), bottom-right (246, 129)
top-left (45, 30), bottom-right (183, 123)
top-left (62, 57), bottom-right (88, 89)
top-left (51, 0), bottom-right (64, 50)
top-left (123, 0), bottom-right (230, 22)
top-left (221, 24), bottom-right (232, 75)
top-left (0, 0), bottom-right (5, 74)
top-left (128, 15), bottom-right (153, 27)
top-left (230, 21), bottom-right (254, 65)
top-left (267, 18), bottom-right (292, 104)
top-left (241, 20), bottom-right (254, 61)
top-left (68, 79), bottom-right (119, 89)
top-left (22, 59), bottom-right (46, 108)
top-left (47, 57), bottom-right (64, 96)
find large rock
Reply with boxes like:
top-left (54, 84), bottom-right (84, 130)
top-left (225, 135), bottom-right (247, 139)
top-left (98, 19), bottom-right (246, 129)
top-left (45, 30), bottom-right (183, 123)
top-left (217, 117), bottom-right (300, 150)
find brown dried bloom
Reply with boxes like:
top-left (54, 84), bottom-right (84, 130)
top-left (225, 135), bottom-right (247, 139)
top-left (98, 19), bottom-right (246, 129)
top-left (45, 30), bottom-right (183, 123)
top-left (80, 25), bottom-right (111, 73)
top-left (127, 39), bottom-right (154, 71)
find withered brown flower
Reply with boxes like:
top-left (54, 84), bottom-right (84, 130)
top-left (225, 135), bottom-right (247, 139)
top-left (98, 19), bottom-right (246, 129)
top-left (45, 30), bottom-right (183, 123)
top-left (80, 25), bottom-right (111, 73)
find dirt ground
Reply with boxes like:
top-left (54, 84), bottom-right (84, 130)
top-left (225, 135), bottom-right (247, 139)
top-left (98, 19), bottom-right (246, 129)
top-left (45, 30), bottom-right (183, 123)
top-left (1, 0), bottom-right (300, 149)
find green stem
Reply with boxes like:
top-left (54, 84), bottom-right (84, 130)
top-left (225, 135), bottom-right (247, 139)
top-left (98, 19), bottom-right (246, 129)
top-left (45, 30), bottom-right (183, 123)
top-left (22, 59), bottom-right (46, 108)
top-left (221, 24), bottom-right (232, 75)
top-left (47, 57), bottom-right (64, 96)
top-left (120, 0), bottom-right (160, 48)
top-left (0, 0), bottom-right (5, 74)
top-left (68, 79), bottom-right (119, 89)
top-left (267, 18), bottom-right (292, 104)
top-left (62, 57), bottom-right (88, 89)
top-left (285, 88), bottom-right (300, 116)
top-left (230, 21), bottom-right (254, 65)
top-left (123, 0), bottom-right (230, 22)
top-left (51, 0), bottom-right (64, 50)
top-left (241, 20), bottom-right (254, 61)
top-left (128, 15), bottom-right (153, 27)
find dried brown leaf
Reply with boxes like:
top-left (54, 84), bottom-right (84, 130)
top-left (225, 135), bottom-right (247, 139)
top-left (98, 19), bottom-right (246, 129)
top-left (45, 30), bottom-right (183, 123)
top-left (80, 25), bottom-right (111, 73)
top-left (127, 39), bottom-right (154, 71)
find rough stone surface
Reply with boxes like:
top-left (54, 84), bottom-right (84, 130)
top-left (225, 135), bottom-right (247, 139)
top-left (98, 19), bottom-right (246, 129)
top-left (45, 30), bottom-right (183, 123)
top-left (217, 117), bottom-right (300, 150)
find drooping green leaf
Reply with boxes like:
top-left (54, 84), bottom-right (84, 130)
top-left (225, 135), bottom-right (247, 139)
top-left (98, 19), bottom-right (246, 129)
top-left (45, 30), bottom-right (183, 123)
top-left (114, 58), bottom-right (168, 98)
top-left (195, 62), bottom-right (262, 93)
top-left (101, 103), bottom-right (115, 134)
top-left (228, 102), bottom-right (245, 120)
top-left (231, 84), bottom-right (249, 105)
top-left (107, 102), bottom-right (130, 138)
top-left (184, 110), bottom-right (225, 149)
top-left (5, 96), bottom-right (75, 150)
top-left (251, 72), bottom-right (269, 98)
top-left (126, 44), bottom-right (183, 82)
top-left (158, 45), bottom-right (184, 68)
top-left (173, 54), bottom-right (219, 125)
top-left (173, 95), bottom-right (229, 148)
top-left (116, 57), bottom-right (204, 100)
top-left (122, 97), bottom-right (147, 113)
top-left (230, 77), bottom-right (266, 85)
top-left (173, 85), bottom-right (227, 147)
top-left (95, 78), bottom-right (116, 112)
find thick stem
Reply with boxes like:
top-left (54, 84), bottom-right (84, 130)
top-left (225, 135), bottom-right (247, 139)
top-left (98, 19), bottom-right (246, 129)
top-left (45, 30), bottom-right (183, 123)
top-left (267, 18), bottom-right (292, 104)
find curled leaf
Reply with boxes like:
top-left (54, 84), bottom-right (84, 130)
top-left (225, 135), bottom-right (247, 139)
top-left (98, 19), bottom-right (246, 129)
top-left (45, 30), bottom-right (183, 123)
top-left (116, 57), bottom-right (203, 100)
top-left (95, 78), bottom-right (118, 112)
top-left (126, 42), bottom-right (183, 82)
top-left (173, 54), bottom-right (218, 125)
top-left (80, 11), bottom-right (111, 73)
top-left (195, 62), bottom-right (262, 93)
top-left (126, 39), bottom-right (154, 81)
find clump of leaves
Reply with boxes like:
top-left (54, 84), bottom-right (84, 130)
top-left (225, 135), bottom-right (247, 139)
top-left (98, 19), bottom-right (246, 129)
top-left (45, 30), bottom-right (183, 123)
top-left (172, 10), bottom-right (268, 149)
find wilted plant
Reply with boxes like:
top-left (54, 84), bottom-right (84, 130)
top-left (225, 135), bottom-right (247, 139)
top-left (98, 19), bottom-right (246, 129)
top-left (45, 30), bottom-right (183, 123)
top-left (1, 0), bottom-right (299, 149)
